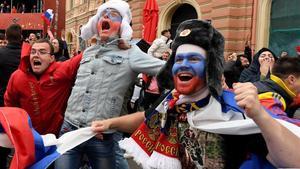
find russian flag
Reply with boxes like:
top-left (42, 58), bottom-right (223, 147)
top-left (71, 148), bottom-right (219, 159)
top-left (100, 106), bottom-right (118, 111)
top-left (42, 9), bottom-right (54, 26)
top-left (0, 107), bottom-right (95, 169)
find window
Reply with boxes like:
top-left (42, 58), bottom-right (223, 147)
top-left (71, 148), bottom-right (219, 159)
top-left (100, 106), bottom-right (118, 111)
top-left (269, 0), bottom-right (300, 56)
top-left (70, 0), bottom-right (74, 9)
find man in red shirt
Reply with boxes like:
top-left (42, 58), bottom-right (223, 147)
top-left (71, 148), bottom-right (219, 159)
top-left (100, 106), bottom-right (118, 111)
top-left (4, 39), bottom-right (81, 135)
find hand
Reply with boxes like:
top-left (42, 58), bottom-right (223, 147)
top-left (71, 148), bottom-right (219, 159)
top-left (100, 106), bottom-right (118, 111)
top-left (91, 119), bottom-right (112, 133)
top-left (233, 82), bottom-right (265, 120)
top-left (260, 57), bottom-right (274, 76)
top-left (91, 119), bottom-right (112, 140)
top-left (118, 39), bottom-right (131, 49)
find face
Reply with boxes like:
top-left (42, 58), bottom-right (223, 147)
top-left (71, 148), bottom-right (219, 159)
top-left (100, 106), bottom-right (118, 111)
top-left (29, 33), bottom-right (37, 43)
top-left (0, 39), bottom-right (7, 47)
top-left (164, 31), bottom-right (171, 38)
top-left (286, 75), bottom-right (300, 96)
top-left (97, 8), bottom-right (122, 42)
top-left (258, 51), bottom-right (275, 65)
top-left (240, 56), bottom-right (249, 68)
top-left (51, 39), bottom-right (59, 53)
top-left (30, 42), bottom-right (54, 75)
top-left (162, 52), bottom-right (170, 61)
top-left (172, 44), bottom-right (207, 95)
top-left (281, 51), bottom-right (288, 58)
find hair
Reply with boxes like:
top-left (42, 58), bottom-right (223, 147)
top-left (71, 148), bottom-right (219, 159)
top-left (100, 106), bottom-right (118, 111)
top-left (161, 29), bottom-right (170, 36)
top-left (33, 39), bottom-right (55, 55)
top-left (5, 24), bottom-right (22, 43)
top-left (272, 56), bottom-right (300, 79)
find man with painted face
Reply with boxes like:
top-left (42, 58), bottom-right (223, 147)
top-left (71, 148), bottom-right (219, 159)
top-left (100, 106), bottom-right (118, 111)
top-left (172, 44), bottom-right (207, 95)
top-left (92, 19), bottom-right (300, 169)
top-left (91, 20), bottom-right (239, 169)
top-left (55, 0), bottom-right (165, 169)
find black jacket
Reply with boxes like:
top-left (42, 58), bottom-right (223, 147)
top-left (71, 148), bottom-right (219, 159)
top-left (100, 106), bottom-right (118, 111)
top-left (0, 42), bottom-right (21, 106)
top-left (239, 48), bottom-right (277, 83)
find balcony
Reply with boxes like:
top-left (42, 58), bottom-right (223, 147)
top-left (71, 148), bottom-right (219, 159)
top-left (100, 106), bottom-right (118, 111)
top-left (0, 13), bottom-right (44, 30)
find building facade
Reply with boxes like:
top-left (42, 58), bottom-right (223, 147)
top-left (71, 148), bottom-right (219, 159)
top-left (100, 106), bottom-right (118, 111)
top-left (0, 0), bottom-right (66, 39)
top-left (66, 0), bottom-right (300, 57)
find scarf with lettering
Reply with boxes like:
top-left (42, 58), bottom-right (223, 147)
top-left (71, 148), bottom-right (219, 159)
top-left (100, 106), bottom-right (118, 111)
top-left (120, 90), bottom-right (300, 169)
top-left (120, 89), bottom-right (243, 168)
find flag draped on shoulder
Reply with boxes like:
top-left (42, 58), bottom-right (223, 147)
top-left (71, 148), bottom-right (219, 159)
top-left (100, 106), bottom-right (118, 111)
top-left (0, 107), bottom-right (95, 169)
top-left (119, 90), bottom-right (300, 169)
top-left (41, 9), bottom-right (54, 26)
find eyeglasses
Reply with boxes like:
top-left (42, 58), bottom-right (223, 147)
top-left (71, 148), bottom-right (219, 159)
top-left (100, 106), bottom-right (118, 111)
top-left (100, 8), bottom-right (122, 22)
top-left (30, 49), bottom-right (51, 56)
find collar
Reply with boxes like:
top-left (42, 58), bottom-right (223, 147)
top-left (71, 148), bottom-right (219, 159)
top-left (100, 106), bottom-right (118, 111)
top-left (175, 94), bottom-right (210, 114)
top-left (270, 75), bottom-right (296, 98)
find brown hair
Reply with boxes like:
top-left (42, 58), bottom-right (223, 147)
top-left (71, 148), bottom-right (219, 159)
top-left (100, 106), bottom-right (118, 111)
top-left (272, 57), bottom-right (300, 79)
top-left (6, 24), bottom-right (22, 43)
top-left (33, 39), bottom-right (55, 55)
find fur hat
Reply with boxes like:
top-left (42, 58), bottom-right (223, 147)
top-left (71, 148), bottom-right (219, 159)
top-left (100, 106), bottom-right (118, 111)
top-left (80, 0), bottom-right (132, 41)
top-left (157, 19), bottom-right (225, 98)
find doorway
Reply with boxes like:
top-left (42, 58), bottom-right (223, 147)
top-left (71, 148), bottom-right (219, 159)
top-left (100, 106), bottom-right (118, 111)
top-left (170, 3), bottom-right (197, 39)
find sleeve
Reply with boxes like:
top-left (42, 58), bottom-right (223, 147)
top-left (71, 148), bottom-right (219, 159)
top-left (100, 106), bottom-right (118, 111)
top-left (259, 92), bottom-right (300, 126)
top-left (238, 69), bottom-right (248, 82)
top-left (4, 73), bottom-right (20, 107)
top-left (62, 41), bottom-right (70, 59)
top-left (130, 46), bottom-right (165, 76)
top-left (147, 39), bottom-right (160, 57)
top-left (61, 53), bottom-right (83, 80)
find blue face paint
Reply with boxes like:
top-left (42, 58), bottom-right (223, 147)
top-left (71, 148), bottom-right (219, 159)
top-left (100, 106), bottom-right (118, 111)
top-left (101, 8), bottom-right (122, 22)
top-left (172, 52), bottom-right (206, 78)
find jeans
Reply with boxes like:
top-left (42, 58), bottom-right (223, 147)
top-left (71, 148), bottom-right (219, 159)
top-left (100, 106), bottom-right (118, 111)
top-left (54, 120), bottom-right (116, 169)
top-left (114, 132), bottom-right (129, 169)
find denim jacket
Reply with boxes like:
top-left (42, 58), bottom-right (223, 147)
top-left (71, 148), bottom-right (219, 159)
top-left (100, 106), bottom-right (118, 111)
top-left (64, 42), bottom-right (165, 129)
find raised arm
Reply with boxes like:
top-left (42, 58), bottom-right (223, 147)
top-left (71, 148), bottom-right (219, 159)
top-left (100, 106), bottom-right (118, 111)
top-left (129, 46), bottom-right (165, 76)
top-left (233, 82), bottom-right (300, 168)
top-left (91, 112), bottom-right (145, 134)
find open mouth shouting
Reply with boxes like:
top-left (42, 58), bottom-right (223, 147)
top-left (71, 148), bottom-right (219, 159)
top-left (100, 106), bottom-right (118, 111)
top-left (97, 16), bottom-right (122, 41)
top-left (178, 72), bottom-right (193, 82)
top-left (31, 58), bottom-right (42, 69)
top-left (101, 21), bottom-right (110, 31)
top-left (173, 71), bottom-right (205, 95)
top-left (33, 59), bottom-right (42, 66)
top-left (30, 56), bottom-right (53, 75)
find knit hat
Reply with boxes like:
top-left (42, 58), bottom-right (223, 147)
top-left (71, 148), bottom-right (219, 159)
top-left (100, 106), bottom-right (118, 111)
top-left (157, 19), bottom-right (225, 98)
top-left (80, 0), bottom-right (132, 41)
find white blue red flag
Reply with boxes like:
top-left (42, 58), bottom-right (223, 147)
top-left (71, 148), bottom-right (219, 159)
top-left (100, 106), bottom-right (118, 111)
top-left (0, 107), bottom-right (95, 169)
top-left (41, 9), bottom-right (54, 26)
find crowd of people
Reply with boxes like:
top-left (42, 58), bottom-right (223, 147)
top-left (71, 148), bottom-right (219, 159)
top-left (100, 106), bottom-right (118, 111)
top-left (0, 1), bottom-right (41, 14)
top-left (0, 0), bottom-right (300, 169)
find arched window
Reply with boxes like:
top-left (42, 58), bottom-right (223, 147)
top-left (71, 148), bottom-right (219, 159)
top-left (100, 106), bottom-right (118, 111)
top-left (269, 0), bottom-right (300, 56)
top-left (170, 4), bottom-right (197, 39)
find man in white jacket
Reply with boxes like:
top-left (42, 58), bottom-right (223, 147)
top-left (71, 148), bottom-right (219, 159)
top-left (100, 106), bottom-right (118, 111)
top-left (147, 29), bottom-right (172, 59)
